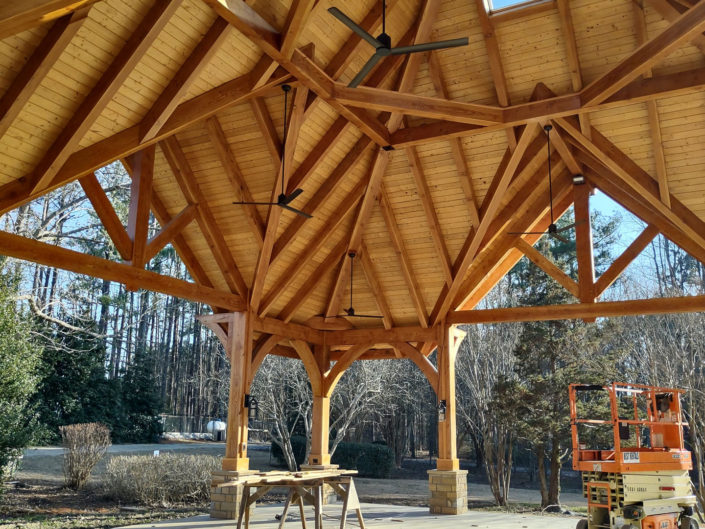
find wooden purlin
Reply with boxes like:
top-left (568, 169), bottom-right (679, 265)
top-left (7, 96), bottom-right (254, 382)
top-left (206, 116), bottom-right (265, 247)
top-left (140, 17), bottom-right (232, 143)
top-left (0, 10), bottom-right (88, 140)
top-left (26, 0), bottom-right (182, 196)
top-left (161, 137), bottom-right (249, 298)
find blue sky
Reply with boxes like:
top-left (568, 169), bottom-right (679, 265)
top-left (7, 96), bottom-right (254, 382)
top-left (490, 0), bottom-right (531, 8)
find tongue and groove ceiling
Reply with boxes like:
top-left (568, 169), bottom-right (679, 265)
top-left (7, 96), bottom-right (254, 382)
top-left (1, 0), bottom-right (705, 335)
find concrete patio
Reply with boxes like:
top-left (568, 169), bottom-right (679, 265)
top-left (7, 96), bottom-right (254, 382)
top-left (118, 502), bottom-right (581, 529)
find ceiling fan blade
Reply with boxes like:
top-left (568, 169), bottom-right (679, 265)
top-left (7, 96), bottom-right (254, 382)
top-left (390, 37), bottom-right (469, 55)
top-left (550, 232), bottom-right (570, 244)
top-left (283, 188), bottom-right (304, 204)
top-left (348, 52), bottom-right (384, 88)
top-left (508, 231), bottom-right (549, 236)
top-left (556, 219), bottom-right (586, 233)
top-left (233, 201), bottom-right (276, 205)
top-left (279, 203), bottom-right (312, 218)
top-left (328, 8), bottom-right (381, 49)
top-left (342, 313), bottom-right (384, 319)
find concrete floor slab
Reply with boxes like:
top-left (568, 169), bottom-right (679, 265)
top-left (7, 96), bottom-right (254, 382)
top-left (118, 502), bottom-right (581, 529)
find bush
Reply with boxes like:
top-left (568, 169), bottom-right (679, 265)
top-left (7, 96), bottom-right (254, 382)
top-left (103, 454), bottom-right (220, 505)
top-left (269, 437), bottom-right (395, 478)
top-left (332, 442), bottom-right (395, 478)
top-left (60, 422), bottom-right (111, 489)
top-left (270, 436), bottom-right (307, 468)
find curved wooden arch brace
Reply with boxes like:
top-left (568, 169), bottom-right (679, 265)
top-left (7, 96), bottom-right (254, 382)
top-left (394, 342), bottom-right (439, 395)
top-left (290, 339), bottom-right (323, 396)
top-left (247, 334), bottom-right (281, 388)
top-left (323, 343), bottom-right (373, 397)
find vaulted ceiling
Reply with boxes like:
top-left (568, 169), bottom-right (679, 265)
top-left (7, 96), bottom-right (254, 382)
top-left (1, 0), bottom-right (705, 338)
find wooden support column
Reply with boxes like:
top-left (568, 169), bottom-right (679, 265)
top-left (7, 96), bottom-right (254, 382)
top-left (308, 343), bottom-right (332, 467)
top-left (429, 324), bottom-right (467, 515)
top-left (199, 312), bottom-right (254, 472)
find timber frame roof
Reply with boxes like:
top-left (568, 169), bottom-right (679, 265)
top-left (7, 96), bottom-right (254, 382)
top-left (2, 0), bottom-right (705, 352)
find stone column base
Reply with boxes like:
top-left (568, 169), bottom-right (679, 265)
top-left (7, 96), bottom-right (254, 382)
top-left (428, 469), bottom-right (468, 515)
top-left (210, 469), bottom-right (257, 519)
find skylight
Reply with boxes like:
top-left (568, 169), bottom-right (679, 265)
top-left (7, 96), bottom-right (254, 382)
top-left (486, 0), bottom-right (544, 12)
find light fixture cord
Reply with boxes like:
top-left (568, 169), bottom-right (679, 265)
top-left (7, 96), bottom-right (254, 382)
top-left (382, 0), bottom-right (386, 36)
top-left (349, 254), bottom-right (354, 310)
top-left (547, 126), bottom-right (554, 224)
top-left (281, 87), bottom-right (289, 197)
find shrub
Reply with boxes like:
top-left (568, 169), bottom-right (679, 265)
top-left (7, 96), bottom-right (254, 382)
top-left (103, 454), bottom-right (220, 505)
top-left (270, 436), bottom-right (307, 468)
top-left (60, 422), bottom-right (111, 489)
top-left (332, 442), bottom-right (395, 478)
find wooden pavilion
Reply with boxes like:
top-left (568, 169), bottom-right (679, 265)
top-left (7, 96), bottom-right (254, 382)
top-left (2, 0), bottom-right (705, 517)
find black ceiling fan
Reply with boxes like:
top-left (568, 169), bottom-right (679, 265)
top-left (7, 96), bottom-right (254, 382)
top-left (508, 124), bottom-right (582, 244)
top-left (340, 251), bottom-right (383, 319)
top-left (233, 84), bottom-right (311, 219)
top-left (329, 1), bottom-right (470, 88)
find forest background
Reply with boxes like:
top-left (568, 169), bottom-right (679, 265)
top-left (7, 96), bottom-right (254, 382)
top-left (0, 163), bottom-right (704, 509)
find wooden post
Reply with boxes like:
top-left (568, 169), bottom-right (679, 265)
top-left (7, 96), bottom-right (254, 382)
top-left (309, 395), bottom-right (331, 466)
top-left (308, 344), bottom-right (332, 467)
top-left (199, 311), bottom-right (256, 520)
top-left (436, 324), bottom-right (463, 471)
top-left (429, 323), bottom-right (468, 515)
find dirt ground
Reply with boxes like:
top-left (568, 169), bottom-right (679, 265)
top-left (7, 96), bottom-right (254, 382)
top-left (0, 442), bottom-right (586, 528)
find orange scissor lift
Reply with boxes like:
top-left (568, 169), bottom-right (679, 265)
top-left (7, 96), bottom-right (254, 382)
top-left (569, 383), bottom-right (698, 529)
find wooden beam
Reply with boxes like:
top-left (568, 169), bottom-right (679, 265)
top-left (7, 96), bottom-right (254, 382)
top-left (558, 119), bottom-right (705, 253)
top-left (0, 0), bottom-right (96, 39)
top-left (573, 183), bottom-right (595, 303)
top-left (143, 204), bottom-right (197, 264)
top-left (577, 156), bottom-right (705, 265)
top-left (260, 179), bottom-right (366, 317)
top-left (515, 238), bottom-right (579, 298)
top-left (594, 225), bottom-right (660, 297)
top-left (378, 184), bottom-right (429, 327)
top-left (249, 97), bottom-right (282, 164)
top-left (327, 325), bottom-right (437, 346)
top-left (252, 316), bottom-right (324, 345)
top-left (334, 84), bottom-right (503, 126)
top-left (126, 147), bottom-right (155, 268)
top-left (645, 0), bottom-right (705, 54)
top-left (394, 342), bottom-right (438, 394)
top-left (140, 17), bottom-right (231, 142)
top-left (449, 295), bottom-right (705, 325)
top-left (277, 237), bottom-right (348, 323)
top-left (272, 138), bottom-right (373, 265)
top-left (0, 56), bottom-right (288, 217)
top-left (206, 116), bottom-right (265, 246)
top-left (0, 10), bottom-right (88, 139)
top-left (430, 122), bottom-right (541, 325)
top-left (248, 334), bottom-right (281, 388)
top-left (280, 0), bottom-right (317, 58)
top-left (290, 340), bottom-right (323, 396)
top-left (425, 53), bottom-right (480, 226)
top-left (161, 136), bottom-right (249, 298)
top-left (27, 0), bottom-right (181, 195)
top-left (250, 85), bottom-right (309, 312)
top-left (358, 240), bottom-right (394, 330)
top-left (323, 344), bottom-right (373, 396)
top-left (79, 172), bottom-right (132, 261)
top-left (324, 149), bottom-right (389, 319)
top-left (0, 229), bottom-right (244, 311)
top-left (581, 0), bottom-right (705, 106)
top-left (406, 145), bottom-right (452, 286)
